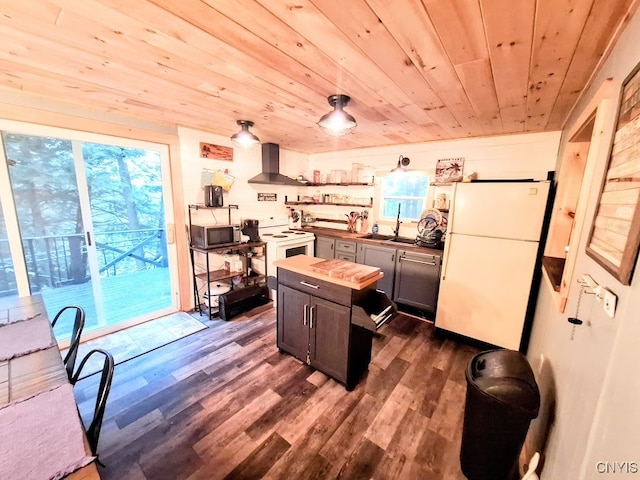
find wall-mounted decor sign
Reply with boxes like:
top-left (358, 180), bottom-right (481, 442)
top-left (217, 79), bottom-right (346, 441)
top-left (434, 157), bottom-right (465, 184)
top-left (200, 142), bottom-right (233, 161)
top-left (586, 61), bottom-right (640, 285)
top-left (258, 193), bottom-right (277, 201)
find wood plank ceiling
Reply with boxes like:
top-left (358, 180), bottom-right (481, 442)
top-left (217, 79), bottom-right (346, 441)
top-left (0, 0), bottom-right (637, 153)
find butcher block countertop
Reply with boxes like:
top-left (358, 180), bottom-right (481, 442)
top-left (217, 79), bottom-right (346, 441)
top-left (273, 255), bottom-right (383, 290)
top-left (300, 226), bottom-right (366, 240)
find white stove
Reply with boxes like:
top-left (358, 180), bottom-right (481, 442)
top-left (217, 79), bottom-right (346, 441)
top-left (260, 228), bottom-right (315, 243)
top-left (251, 217), bottom-right (315, 300)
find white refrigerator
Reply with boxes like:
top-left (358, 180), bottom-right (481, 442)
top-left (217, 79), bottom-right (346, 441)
top-left (435, 180), bottom-right (551, 350)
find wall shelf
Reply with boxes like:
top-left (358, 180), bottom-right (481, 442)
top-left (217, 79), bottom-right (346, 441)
top-left (313, 217), bottom-right (348, 224)
top-left (285, 201), bottom-right (373, 208)
top-left (188, 204), bottom-right (239, 226)
top-left (299, 182), bottom-right (374, 187)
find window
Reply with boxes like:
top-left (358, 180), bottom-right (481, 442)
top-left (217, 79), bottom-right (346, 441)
top-left (379, 171), bottom-right (429, 221)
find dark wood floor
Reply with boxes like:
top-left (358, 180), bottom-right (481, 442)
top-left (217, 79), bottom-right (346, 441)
top-left (74, 304), bottom-right (479, 480)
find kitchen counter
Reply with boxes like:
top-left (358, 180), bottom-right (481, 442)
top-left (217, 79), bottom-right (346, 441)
top-left (300, 225), bottom-right (365, 239)
top-left (300, 225), bottom-right (444, 255)
top-left (273, 254), bottom-right (382, 290)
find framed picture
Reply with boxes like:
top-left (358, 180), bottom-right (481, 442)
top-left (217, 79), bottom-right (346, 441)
top-left (200, 142), bottom-right (233, 161)
top-left (434, 157), bottom-right (464, 184)
top-left (586, 61), bottom-right (640, 285)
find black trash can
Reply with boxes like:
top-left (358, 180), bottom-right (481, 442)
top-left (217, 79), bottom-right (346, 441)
top-left (460, 349), bottom-right (540, 480)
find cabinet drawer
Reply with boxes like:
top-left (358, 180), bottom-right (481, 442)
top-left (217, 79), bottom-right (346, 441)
top-left (336, 253), bottom-right (356, 263)
top-left (335, 240), bottom-right (356, 253)
top-left (278, 269), bottom-right (351, 307)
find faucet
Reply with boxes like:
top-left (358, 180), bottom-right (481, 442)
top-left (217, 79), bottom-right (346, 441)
top-left (393, 203), bottom-right (401, 240)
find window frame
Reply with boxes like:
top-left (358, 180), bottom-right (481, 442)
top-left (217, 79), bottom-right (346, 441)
top-left (376, 170), bottom-right (430, 223)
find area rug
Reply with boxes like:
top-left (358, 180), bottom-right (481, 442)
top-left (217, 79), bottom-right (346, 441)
top-left (68, 312), bottom-right (207, 378)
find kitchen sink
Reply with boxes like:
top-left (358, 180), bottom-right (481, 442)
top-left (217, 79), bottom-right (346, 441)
top-left (384, 237), bottom-right (418, 245)
top-left (361, 233), bottom-right (394, 240)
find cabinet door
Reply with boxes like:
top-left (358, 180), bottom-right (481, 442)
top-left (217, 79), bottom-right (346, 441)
top-left (315, 236), bottom-right (335, 259)
top-left (357, 244), bottom-right (396, 297)
top-left (393, 251), bottom-right (441, 314)
top-left (309, 296), bottom-right (350, 383)
top-left (277, 284), bottom-right (310, 361)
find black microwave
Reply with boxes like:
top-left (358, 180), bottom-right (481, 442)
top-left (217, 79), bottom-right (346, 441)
top-left (190, 224), bottom-right (241, 249)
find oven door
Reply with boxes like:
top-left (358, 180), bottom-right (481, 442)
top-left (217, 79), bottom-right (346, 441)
top-left (278, 239), bottom-right (315, 259)
top-left (252, 237), bottom-right (315, 278)
top-left (268, 237), bottom-right (315, 302)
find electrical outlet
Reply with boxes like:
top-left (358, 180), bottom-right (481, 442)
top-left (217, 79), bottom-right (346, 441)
top-left (601, 287), bottom-right (617, 318)
top-left (594, 285), bottom-right (603, 302)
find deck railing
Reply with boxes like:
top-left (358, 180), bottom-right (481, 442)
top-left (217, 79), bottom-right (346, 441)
top-left (0, 228), bottom-right (167, 296)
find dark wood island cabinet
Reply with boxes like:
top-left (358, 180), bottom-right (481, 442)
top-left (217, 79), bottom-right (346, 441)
top-left (274, 255), bottom-right (396, 390)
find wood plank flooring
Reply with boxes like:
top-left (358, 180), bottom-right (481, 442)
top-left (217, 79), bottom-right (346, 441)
top-left (74, 305), bottom-right (479, 480)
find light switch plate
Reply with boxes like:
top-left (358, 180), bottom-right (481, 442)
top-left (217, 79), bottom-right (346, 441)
top-left (601, 287), bottom-right (617, 318)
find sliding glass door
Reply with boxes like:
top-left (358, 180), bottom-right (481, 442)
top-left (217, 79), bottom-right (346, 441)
top-left (0, 125), bottom-right (176, 339)
top-left (0, 196), bottom-right (17, 298)
top-left (80, 142), bottom-right (172, 325)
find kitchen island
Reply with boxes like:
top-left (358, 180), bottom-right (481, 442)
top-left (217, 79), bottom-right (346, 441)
top-left (274, 255), bottom-right (395, 390)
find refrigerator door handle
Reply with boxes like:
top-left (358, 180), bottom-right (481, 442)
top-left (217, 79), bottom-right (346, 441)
top-left (441, 235), bottom-right (453, 280)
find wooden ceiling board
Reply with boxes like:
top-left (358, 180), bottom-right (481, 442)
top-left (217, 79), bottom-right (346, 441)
top-left (547, 0), bottom-right (639, 129)
top-left (0, 18), bottom-right (311, 131)
top-left (10, 0), bottom-right (334, 130)
top-left (0, 0), bottom-right (635, 153)
top-left (208, 0), bottom-right (409, 107)
top-left (422, 0), bottom-right (502, 135)
top-left (525, 0), bottom-right (595, 131)
top-left (308, 0), bottom-right (443, 110)
top-left (480, 0), bottom-right (535, 133)
top-left (141, 0), bottom-right (366, 107)
top-left (421, 0), bottom-right (490, 65)
top-left (123, 0), bottom-right (344, 108)
top-left (363, 0), bottom-right (484, 137)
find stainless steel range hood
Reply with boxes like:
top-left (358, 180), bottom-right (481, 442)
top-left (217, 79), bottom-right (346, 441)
top-left (248, 143), bottom-right (302, 186)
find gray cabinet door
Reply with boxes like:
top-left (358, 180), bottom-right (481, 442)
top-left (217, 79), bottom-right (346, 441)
top-left (393, 251), bottom-right (441, 314)
top-left (315, 236), bottom-right (335, 259)
top-left (357, 243), bottom-right (396, 297)
top-left (277, 284), bottom-right (310, 361)
top-left (309, 296), bottom-right (350, 383)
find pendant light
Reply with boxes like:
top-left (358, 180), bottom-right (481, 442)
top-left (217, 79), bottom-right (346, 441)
top-left (391, 155), bottom-right (410, 173)
top-left (317, 94), bottom-right (357, 136)
top-left (230, 120), bottom-right (260, 149)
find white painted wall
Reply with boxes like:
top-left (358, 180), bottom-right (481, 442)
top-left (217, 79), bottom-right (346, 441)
top-left (177, 126), bottom-right (308, 225)
top-left (179, 128), bottom-right (560, 240)
top-left (308, 131), bottom-right (560, 237)
top-left (526, 9), bottom-right (640, 480)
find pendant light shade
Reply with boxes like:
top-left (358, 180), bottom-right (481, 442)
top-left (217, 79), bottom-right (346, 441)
top-left (391, 155), bottom-right (410, 173)
top-left (231, 120), bottom-right (260, 149)
top-left (317, 94), bottom-right (357, 136)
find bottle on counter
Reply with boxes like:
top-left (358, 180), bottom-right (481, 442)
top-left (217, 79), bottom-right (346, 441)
top-left (372, 223), bottom-right (379, 234)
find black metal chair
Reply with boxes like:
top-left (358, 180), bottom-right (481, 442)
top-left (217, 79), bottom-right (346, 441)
top-left (70, 348), bottom-right (115, 463)
top-left (51, 305), bottom-right (86, 382)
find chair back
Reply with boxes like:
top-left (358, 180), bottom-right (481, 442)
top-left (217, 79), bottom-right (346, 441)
top-left (71, 348), bottom-right (115, 458)
top-left (52, 306), bottom-right (86, 381)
